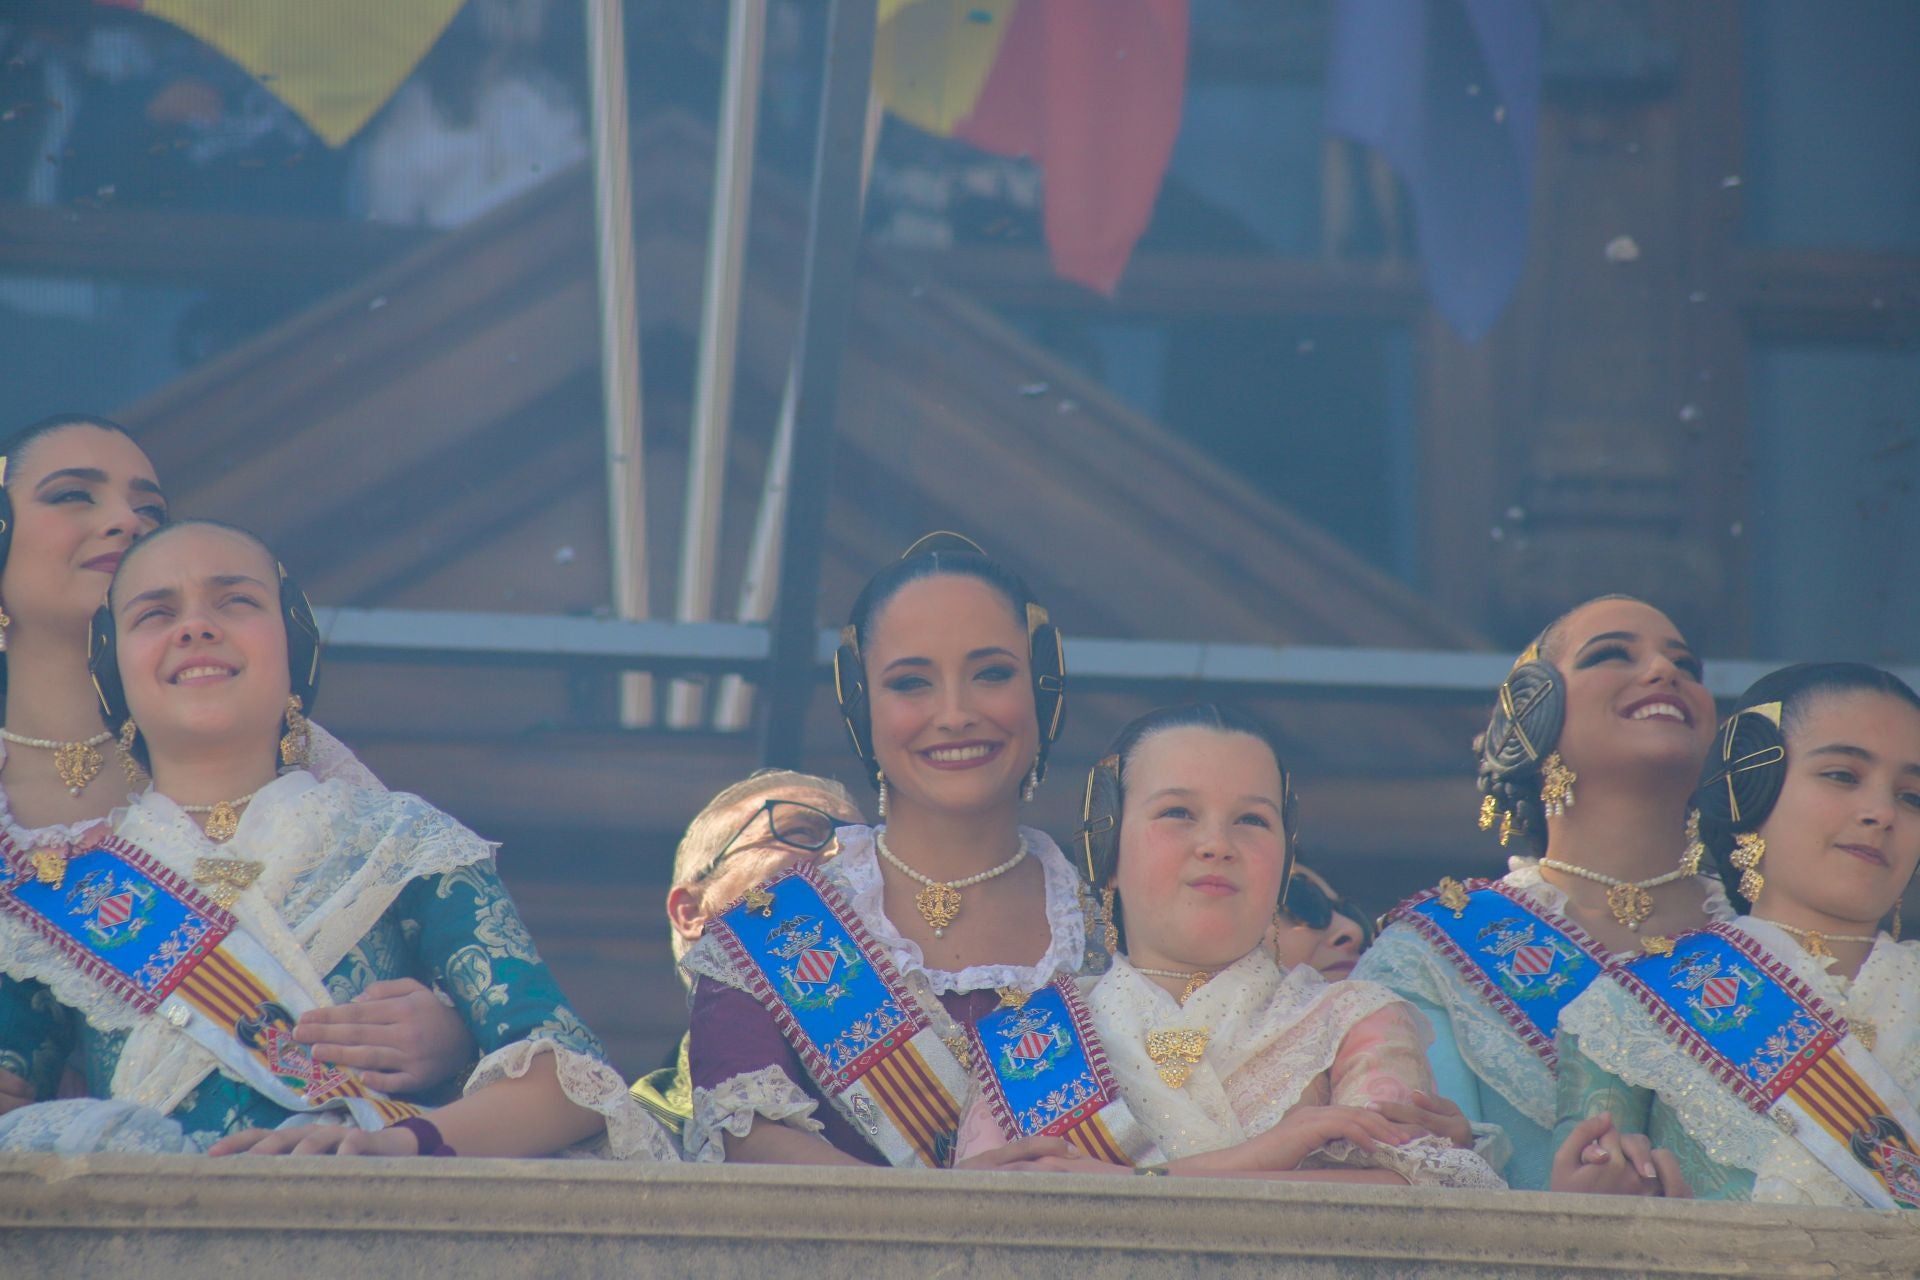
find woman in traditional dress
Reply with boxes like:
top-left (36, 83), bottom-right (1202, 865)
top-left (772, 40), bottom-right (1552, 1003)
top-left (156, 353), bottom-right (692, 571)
top-left (1354, 596), bottom-right (1731, 1189)
top-left (680, 534), bottom-right (1113, 1168)
top-left (1552, 663), bottom-right (1920, 1206)
top-left (0, 520), bottom-right (673, 1159)
top-left (0, 417), bottom-right (471, 1118)
top-left (955, 703), bottom-right (1503, 1185)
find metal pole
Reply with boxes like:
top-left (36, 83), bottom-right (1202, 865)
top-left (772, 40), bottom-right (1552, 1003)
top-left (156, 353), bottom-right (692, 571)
top-left (667, 0), bottom-right (768, 728)
top-left (585, 0), bottom-right (652, 725)
top-left (759, 0), bottom-right (879, 766)
top-left (714, 89), bottom-right (884, 732)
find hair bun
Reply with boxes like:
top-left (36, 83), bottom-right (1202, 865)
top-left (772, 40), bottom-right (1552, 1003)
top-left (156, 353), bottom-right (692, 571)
top-left (1696, 702), bottom-right (1787, 832)
top-left (1480, 659), bottom-right (1565, 781)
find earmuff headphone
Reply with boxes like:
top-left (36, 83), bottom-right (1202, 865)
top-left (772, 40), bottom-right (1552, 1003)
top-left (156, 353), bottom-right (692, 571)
top-left (832, 531), bottom-right (1066, 787)
top-left (1694, 701), bottom-right (1787, 834)
top-left (1077, 744), bottom-right (1300, 900)
top-left (89, 559), bottom-right (323, 751)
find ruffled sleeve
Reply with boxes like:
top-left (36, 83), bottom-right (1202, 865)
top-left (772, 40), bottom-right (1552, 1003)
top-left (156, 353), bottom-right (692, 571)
top-left (406, 861), bottom-right (677, 1161)
top-left (1306, 1002), bottom-right (1506, 1189)
top-left (684, 974), bottom-right (829, 1164)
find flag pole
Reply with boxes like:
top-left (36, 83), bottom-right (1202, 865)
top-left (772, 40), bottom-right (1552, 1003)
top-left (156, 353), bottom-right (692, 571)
top-left (585, 0), bottom-right (652, 725)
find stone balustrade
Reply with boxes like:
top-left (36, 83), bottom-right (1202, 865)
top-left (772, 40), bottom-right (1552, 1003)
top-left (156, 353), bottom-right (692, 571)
top-left (3, 1155), bottom-right (1914, 1278)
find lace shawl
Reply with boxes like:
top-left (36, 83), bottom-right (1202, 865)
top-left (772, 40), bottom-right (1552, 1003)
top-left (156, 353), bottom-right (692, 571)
top-left (0, 773), bottom-right (496, 1113)
top-left (1559, 918), bottom-right (1920, 1207)
top-left (679, 824), bottom-right (1092, 1161)
top-left (1085, 952), bottom-right (1503, 1188)
top-left (1354, 857), bottom-right (1738, 1129)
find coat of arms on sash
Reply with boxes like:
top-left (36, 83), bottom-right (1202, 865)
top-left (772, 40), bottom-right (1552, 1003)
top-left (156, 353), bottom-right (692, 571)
top-left (68, 866), bottom-right (157, 949)
top-left (1478, 917), bottom-right (1581, 1004)
top-left (992, 1002), bottom-right (1072, 1082)
top-left (239, 1000), bottom-right (350, 1105)
top-left (765, 914), bottom-right (864, 1012)
top-left (1666, 948), bottom-right (1766, 1032)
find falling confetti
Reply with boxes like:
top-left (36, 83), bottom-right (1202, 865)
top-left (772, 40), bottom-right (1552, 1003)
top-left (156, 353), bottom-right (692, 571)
top-left (1604, 236), bottom-right (1641, 263)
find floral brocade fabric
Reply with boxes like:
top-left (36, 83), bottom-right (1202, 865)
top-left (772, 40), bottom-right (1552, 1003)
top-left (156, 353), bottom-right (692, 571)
top-left (0, 773), bottom-right (672, 1160)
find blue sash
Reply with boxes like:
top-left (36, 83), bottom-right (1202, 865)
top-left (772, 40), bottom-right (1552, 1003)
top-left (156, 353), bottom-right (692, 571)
top-left (967, 976), bottom-right (1148, 1164)
top-left (1614, 924), bottom-right (1920, 1210)
top-left (1387, 877), bottom-right (1610, 1067)
top-left (706, 861), bottom-right (969, 1168)
top-left (0, 833), bottom-right (419, 1129)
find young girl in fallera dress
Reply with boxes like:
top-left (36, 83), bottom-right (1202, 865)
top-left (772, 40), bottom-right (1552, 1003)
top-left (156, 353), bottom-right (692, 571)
top-left (0, 521), bottom-right (671, 1159)
top-left (1552, 664), bottom-right (1920, 1206)
top-left (0, 416), bottom-right (470, 1125)
top-left (957, 704), bottom-right (1503, 1187)
top-left (1356, 597), bottom-right (1733, 1190)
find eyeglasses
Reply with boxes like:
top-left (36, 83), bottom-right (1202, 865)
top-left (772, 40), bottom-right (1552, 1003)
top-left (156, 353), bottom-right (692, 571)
top-left (696, 799), bottom-right (851, 883)
top-left (1281, 872), bottom-right (1375, 948)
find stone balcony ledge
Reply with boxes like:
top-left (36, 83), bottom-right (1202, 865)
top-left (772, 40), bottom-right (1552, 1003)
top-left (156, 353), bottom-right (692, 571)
top-left (2, 1155), bottom-right (1914, 1278)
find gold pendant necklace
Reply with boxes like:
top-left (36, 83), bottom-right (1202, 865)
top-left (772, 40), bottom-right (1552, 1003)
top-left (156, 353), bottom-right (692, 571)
top-left (1539, 858), bottom-right (1694, 931)
top-left (0, 727), bottom-right (113, 796)
top-left (873, 828), bottom-right (1029, 938)
top-left (180, 785), bottom-right (266, 844)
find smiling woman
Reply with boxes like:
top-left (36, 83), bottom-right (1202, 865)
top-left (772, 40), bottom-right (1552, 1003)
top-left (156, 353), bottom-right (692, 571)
top-left (0, 520), bottom-right (676, 1161)
top-left (1355, 595), bottom-right (1737, 1191)
top-left (679, 533), bottom-right (1117, 1171)
top-left (0, 420), bottom-right (474, 1125)
top-left (1553, 663), bottom-right (1920, 1206)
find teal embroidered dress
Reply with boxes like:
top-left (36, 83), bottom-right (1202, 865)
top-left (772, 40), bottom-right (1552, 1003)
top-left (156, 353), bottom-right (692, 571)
top-left (0, 772), bottom-right (671, 1159)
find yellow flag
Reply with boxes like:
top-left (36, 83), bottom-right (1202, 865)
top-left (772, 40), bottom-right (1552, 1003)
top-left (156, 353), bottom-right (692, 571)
top-left (140, 0), bottom-right (467, 147)
top-left (873, 0), bottom-right (1018, 137)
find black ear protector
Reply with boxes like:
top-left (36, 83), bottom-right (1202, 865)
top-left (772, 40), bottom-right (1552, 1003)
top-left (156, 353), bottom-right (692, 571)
top-left (90, 558), bottom-right (323, 743)
top-left (833, 531), bottom-right (1066, 787)
top-left (1078, 745), bottom-right (1300, 894)
top-left (1695, 701), bottom-right (1787, 834)
top-left (1479, 642), bottom-right (1568, 785)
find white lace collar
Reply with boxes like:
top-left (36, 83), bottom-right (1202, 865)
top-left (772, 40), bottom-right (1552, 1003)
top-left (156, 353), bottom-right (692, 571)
top-left (1503, 855), bottom-right (1737, 957)
top-left (829, 823), bottom-right (1086, 995)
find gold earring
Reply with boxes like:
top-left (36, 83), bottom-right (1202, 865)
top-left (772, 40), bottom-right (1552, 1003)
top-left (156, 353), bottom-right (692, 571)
top-left (1099, 885), bottom-right (1120, 955)
top-left (1022, 761), bottom-right (1039, 803)
top-left (1539, 753), bottom-right (1577, 817)
top-left (1478, 793), bottom-right (1499, 831)
top-left (279, 694), bottom-right (312, 770)
top-left (118, 718), bottom-right (145, 785)
top-left (1681, 809), bottom-right (1705, 876)
top-left (1731, 831), bottom-right (1766, 901)
top-left (1893, 897), bottom-right (1903, 942)
top-left (1498, 810), bottom-right (1515, 847)
top-left (0, 601), bottom-right (10, 651)
top-left (876, 770), bottom-right (888, 822)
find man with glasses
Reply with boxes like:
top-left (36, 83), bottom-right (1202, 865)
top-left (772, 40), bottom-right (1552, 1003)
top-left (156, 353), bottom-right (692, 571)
top-left (633, 770), bottom-right (863, 1147)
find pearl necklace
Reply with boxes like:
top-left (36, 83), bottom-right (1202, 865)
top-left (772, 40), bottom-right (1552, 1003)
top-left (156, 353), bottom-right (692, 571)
top-left (874, 827), bottom-right (1028, 937)
top-left (1764, 919), bottom-right (1878, 960)
top-left (0, 727), bottom-right (113, 795)
top-left (1538, 858), bottom-right (1694, 931)
top-left (179, 786), bottom-right (266, 844)
top-left (1133, 963), bottom-right (1213, 1004)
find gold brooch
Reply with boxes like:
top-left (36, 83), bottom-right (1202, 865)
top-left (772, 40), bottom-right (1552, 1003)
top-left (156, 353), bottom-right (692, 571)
top-left (1437, 876), bottom-right (1470, 919)
top-left (1145, 1028), bottom-right (1209, 1089)
top-left (31, 847), bottom-right (70, 889)
top-left (1640, 935), bottom-right (1675, 957)
top-left (742, 885), bottom-right (774, 917)
top-left (192, 857), bottom-right (263, 909)
top-left (995, 986), bottom-right (1031, 1010)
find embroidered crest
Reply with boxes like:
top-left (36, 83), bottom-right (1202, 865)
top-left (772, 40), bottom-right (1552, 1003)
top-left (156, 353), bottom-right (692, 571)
top-left (1481, 917), bottom-right (1580, 1003)
top-left (1668, 949), bottom-right (1766, 1032)
top-left (1850, 1116), bottom-right (1920, 1210)
top-left (68, 868), bottom-right (157, 949)
top-left (994, 1004), bottom-right (1072, 1082)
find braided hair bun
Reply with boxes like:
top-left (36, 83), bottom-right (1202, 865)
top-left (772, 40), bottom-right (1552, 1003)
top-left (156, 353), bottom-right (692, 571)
top-left (1475, 657), bottom-right (1566, 853)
